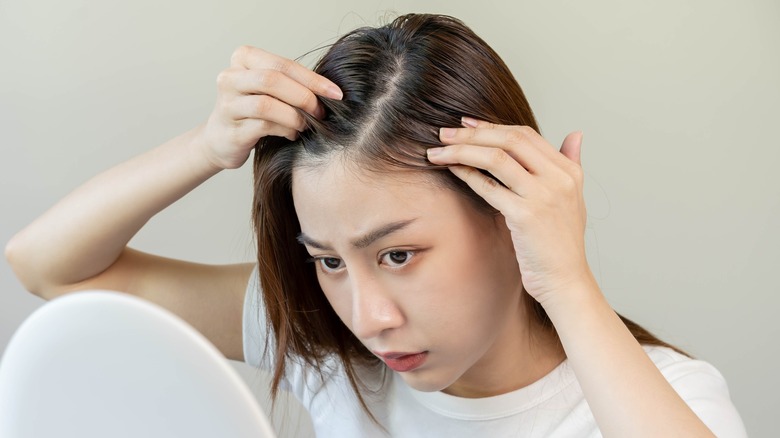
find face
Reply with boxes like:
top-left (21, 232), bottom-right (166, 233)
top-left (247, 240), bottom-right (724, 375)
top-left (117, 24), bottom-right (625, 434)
top-left (292, 159), bottom-right (530, 395)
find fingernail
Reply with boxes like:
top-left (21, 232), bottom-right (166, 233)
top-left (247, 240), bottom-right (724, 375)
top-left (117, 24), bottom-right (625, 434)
top-left (440, 127), bottom-right (456, 138)
top-left (327, 85), bottom-right (343, 100)
top-left (426, 147), bottom-right (444, 157)
top-left (461, 116), bottom-right (479, 128)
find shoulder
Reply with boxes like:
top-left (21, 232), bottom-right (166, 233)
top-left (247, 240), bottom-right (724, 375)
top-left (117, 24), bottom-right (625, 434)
top-left (643, 346), bottom-right (747, 437)
top-left (644, 345), bottom-right (732, 393)
top-left (645, 345), bottom-right (722, 380)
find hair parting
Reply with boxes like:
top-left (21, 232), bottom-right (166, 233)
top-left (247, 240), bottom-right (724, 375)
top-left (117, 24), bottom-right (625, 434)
top-left (251, 12), bottom-right (689, 425)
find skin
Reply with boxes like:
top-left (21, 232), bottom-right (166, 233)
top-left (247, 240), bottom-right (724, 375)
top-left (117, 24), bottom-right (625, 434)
top-left (4, 46), bottom-right (339, 360)
top-left (6, 45), bottom-right (716, 436)
top-left (428, 119), bottom-right (714, 436)
top-left (292, 162), bottom-right (565, 396)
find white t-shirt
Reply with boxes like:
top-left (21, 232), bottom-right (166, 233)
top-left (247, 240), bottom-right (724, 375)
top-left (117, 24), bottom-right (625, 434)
top-left (242, 268), bottom-right (747, 437)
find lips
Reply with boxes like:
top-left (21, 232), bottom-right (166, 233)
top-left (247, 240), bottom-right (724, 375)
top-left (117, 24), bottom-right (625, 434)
top-left (375, 351), bottom-right (428, 372)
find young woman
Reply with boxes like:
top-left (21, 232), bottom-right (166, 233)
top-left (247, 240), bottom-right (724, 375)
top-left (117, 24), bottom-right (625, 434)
top-left (6, 14), bottom-right (744, 437)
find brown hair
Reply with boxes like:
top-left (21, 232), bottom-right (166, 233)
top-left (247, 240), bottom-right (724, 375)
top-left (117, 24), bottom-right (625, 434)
top-left (252, 13), bottom-right (687, 418)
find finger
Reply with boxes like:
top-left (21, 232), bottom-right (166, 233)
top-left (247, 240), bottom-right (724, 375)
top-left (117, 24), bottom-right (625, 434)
top-left (559, 131), bottom-right (583, 165)
top-left (230, 46), bottom-right (343, 100)
top-left (229, 94), bottom-right (306, 131)
top-left (237, 118), bottom-right (299, 142)
top-left (220, 68), bottom-right (324, 118)
top-left (438, 125), bottom-right (554, 175)
top-left (447, 165), bottom-right (528, 215)
top-left (461, 117), bottom-right (507, 130)
top-left (427, 144), bottom-right (535, 197)
top-left (459, 118), bottom-right (567, 163)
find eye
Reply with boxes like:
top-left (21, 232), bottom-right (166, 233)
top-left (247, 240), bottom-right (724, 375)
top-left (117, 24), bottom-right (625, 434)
top-left (380, 250), bottom-right (414, 268)
top-left (312, 257), bottom-right (345, 274)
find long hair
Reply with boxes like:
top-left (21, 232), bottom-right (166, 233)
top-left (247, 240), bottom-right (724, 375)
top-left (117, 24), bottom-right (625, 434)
top-left (251, 13), bottom-right (687, 418)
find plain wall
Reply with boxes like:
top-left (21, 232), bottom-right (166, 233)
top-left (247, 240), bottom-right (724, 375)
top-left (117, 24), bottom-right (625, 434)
top-left (1, 0), bottom-right (777, 436)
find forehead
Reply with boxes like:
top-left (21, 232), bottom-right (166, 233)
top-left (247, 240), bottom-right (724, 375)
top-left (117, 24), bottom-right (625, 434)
top-left (292, 159), bottom-right (443, 211)
top-left (291, 160), bottom-right (471, 240)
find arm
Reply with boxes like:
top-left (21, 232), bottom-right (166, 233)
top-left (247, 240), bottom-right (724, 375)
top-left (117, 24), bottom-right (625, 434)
top-left (5, 46), bottom-right (342, 361)
top-left (429, 119), bottom-right (718, 437)
top-left (545, 275), bottom-right (717, 437)
top-left (6, 124), bottom-right (223, 297)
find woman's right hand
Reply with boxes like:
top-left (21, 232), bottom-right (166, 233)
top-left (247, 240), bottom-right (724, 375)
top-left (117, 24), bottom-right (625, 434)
top-left (200, 46), bottom-right (343, 170)
top-left (5, 45), bottom-right (342, 359)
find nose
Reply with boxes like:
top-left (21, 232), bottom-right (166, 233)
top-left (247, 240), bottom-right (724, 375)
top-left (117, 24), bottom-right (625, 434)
top-left (349, 272), bottom-right (404, 340)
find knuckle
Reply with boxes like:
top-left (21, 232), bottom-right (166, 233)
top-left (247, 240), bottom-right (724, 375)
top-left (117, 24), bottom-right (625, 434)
top-left (299, 90), bottom-right (317, 110)
top-left (295, 114), bottom-right (307, 131)
top-left (561, 174), bottom-right (577, 191)
top-left (215, 69), bottom-right (232, 89)
top-left (254, 95), bottom-right (274, 116)
top-left (305, 76), bottom-right (321, 93)
top-left (256, 119), bottom-right (272, 132)
top-left (283, 127), bottom-right (300, 141)
top-left (556, 170), bottom-right (580, 195)
top-left (256, 70), bottom-right (278, 90)
top-left (273, 57), bottom-right (292, 74)
top-left (519, 125), bottom-right (537, 136)
top-left (230, 45), bottom-right (252, 64)
top-left (505, 129), bottom-right (526, 144)
top-left (489, 148), bottom-right (509, 166)
top-left (481, 174), bottom-right (501, 192)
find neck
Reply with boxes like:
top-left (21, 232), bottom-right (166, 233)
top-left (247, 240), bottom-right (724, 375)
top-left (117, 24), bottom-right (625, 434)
top-left (442, 301), bottom-right (566, 398)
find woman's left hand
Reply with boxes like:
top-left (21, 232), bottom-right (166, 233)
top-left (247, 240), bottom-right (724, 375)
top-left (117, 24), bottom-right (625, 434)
top-left (430, 119), bottom-right (722, 438)
top-left (427, 117), bottom-right (591, 307)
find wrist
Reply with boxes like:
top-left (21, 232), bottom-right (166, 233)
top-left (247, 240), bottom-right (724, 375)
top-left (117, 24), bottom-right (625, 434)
top-left (538, 270), bottom-right (606, 324)
top-left (185, 123), bottom-right (226, 176)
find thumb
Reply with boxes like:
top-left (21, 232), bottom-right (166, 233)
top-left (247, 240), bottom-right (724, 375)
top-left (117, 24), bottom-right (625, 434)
top-left (560, 131), bottom-right (583, 165)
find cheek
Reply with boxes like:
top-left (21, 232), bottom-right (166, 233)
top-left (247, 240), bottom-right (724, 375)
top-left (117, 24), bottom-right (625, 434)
top-left (317, 275), bottom-right (354, 329)
top-left (431, 274), bottom-right (511, 334)
top-left (427, 244), bottom-right (521, 331)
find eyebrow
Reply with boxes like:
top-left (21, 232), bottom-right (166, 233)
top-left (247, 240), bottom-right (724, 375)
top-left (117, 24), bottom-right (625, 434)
top-left (297, 219), bottom-right (417, 251)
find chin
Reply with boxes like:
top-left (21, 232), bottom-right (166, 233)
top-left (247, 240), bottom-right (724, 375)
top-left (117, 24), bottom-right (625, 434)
top-left (396, 367), bottom-right (459, 393)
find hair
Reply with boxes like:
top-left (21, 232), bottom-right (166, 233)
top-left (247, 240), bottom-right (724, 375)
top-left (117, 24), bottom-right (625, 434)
top-left (251, 13), bottom-right (687, 420)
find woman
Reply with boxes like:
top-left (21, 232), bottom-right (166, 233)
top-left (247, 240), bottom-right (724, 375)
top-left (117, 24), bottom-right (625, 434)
top-left (6, 13), bottom-right (744, 437)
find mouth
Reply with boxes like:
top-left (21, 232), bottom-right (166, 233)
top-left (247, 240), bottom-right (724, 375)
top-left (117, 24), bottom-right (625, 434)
top-left (374, 351), bottom-right (428, 372)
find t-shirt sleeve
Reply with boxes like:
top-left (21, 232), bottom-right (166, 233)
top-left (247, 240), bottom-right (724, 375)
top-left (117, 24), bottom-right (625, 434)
top-left (242, 264), bottom-right (273, 369)
top-left (647, 347), bottom-right (747, 437)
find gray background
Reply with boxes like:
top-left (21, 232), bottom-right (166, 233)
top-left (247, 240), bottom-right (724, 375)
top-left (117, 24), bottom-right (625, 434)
top-left (1, 0), bottom-right (777, 436)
